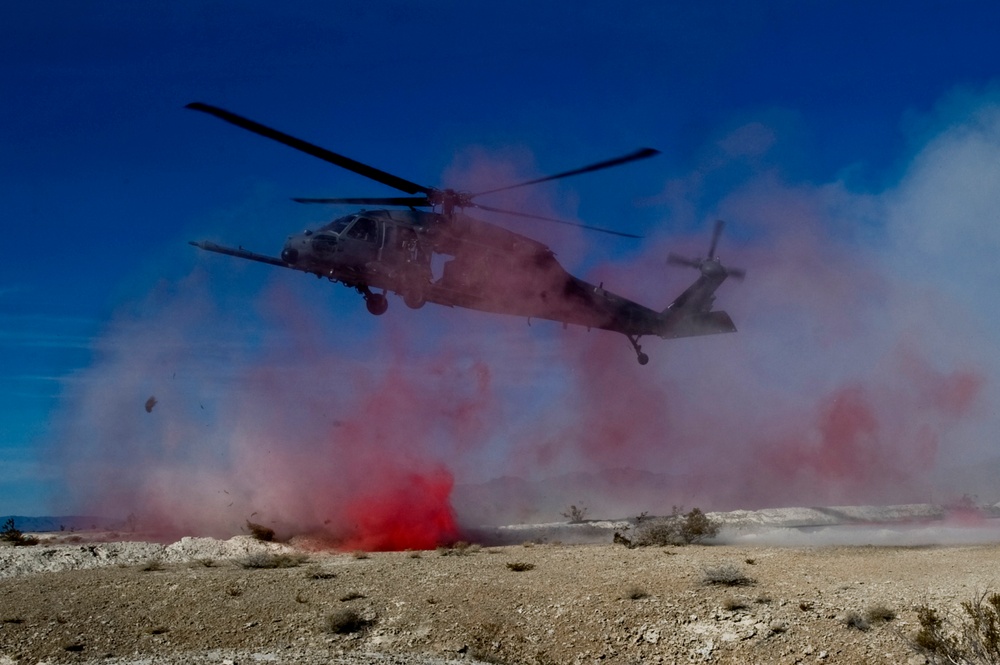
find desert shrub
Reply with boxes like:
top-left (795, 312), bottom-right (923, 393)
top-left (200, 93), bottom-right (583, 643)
top-left (140, 558), bottom-right (164, 572)
top-left (352, 550), bottom-right (370, 560)
top-left (245, 521), bottom-right (274, 542)
top-left (238, 552), bottom-right (308, 569)
top-left (438, 541), bottom-right (480, 556)
top-left (467, 621), bottom-right (505, 663)
top-left (633, 517), bottom-right (681, 547)
top-left (326, 608), bottom-right (373, 634)
top-left (866, 604), bottom-right (896, 625)
top-left (914, 592), bottom-right (1000, 664)
top-left (724, 596), bottom-right (749, 611)
top-left (702, 564), bottom-right (755, 587)
top-left (843, 610), bottom-right (871, 631)
top-left (304, 566), bottom-right (336, 580)
top-left (619, 507), bottom-right (720, 547)
top-left (799, 600), bottom-right (815, 611)
top-left (679, 508), bottom-right (720, 544)
top-left (506, 562), bottom-right (535, 572)
top-left (625, 586), bottom-right (648, 600)
top-left (562, 504), bottom-right (588, 523)
top-left (1, 518), bottom-right (38, 547)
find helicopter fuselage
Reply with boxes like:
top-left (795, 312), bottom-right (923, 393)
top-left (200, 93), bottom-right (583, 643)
top-left (193, 207), bottom-right (737, 360)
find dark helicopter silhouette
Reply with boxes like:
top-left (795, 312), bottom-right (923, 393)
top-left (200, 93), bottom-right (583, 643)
top-left (186, 103), bottom-right (744, 364)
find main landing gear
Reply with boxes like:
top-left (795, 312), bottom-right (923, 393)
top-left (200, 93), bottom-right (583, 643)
top-left (361, 286), bottom-right (388, 316)
top-left (627, 335), bottom-right (649, 365)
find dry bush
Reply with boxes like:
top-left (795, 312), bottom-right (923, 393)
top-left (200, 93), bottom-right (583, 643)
top-left (245, 521), bottom-right (274, 542)
top-left (438, 541), bottom-right (480, 556)
top-left (625, 586), bottom-right (649, 600)
top-left (617, 507), bottom-right (720, 548)
top-left (506, 562), bottom-right (535, 572)
top-left (326, 608), bottom-right (373, 635)
top-left (843, 610), bottom-right (871, 631)
top-left (561, 504), bottom-right (588, 523)
top-left (702, 564), bottom-right (755, 587)
top-left (140, 559), bottom-right (164, 572)
top-left (914, 592), bottom-right (1000, 664)
top-left (866, 604), bottom-right (896, 625)
top-left (1, 519), bottom-right (38, 547)
top-left (304, 566), bottom-right (336, 580)
top-left (679, 508), bottom-right (720, 544)
top-left (724, 596), bottom-right (749, 611)
top-left (238, 552), bottom-right (308, 569)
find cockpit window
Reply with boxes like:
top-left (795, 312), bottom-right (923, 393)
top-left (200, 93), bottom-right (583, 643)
top-left (346, 216), bottom-right (379, 243)
top-left (321, 215), bottom-right (354, 234)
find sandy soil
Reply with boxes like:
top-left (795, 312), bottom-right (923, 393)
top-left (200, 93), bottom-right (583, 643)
top-left (2, 526), bottom-right (998, 664)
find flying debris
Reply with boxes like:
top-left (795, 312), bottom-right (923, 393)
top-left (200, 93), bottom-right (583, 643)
top-left (144, 396), bottom-right (157, 413)
top-left (187, 103), bottom-right (744, 364)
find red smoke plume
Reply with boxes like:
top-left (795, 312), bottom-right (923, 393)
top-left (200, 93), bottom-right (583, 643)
top-left (45, 103), bottom-right (999, 545)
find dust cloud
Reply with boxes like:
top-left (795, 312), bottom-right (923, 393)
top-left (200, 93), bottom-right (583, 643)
top-left (44, 90), bottom-right (1000, 548)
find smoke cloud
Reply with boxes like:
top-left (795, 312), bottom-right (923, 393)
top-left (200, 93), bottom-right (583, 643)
top-left (44, 89), bottom-right (1000, 547)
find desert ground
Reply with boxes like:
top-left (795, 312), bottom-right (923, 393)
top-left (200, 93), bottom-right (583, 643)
top-left (2, 511), bottom-right (999, 664)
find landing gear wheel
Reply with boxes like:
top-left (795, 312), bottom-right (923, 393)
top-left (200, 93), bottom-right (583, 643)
top-left (403, 290), bottom-right (425, 309)
top-left (366, 293), bottom-right (388, 316)
top-left (626, 334), bottom-right (649, 365)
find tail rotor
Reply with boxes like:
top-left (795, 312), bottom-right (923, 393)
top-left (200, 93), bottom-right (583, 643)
top-left (667, 220), bottom-right (746, 281)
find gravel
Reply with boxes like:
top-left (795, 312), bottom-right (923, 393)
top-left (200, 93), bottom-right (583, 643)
top-left (2, 511), bottom-right (999, 664)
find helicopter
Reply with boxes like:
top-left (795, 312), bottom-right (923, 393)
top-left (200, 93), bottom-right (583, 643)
top-left (186, 102), bottom-right (744, 365)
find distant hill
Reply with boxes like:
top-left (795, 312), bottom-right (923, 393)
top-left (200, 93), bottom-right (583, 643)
top-left (1, 515), bottom-right (115, 533)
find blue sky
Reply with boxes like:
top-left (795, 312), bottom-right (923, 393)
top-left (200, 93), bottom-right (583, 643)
top-left (4, 1), bottom-right (1000, 521)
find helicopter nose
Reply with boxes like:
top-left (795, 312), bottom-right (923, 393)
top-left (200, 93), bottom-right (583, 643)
top-left (281, 247), bottom-right (299, 264)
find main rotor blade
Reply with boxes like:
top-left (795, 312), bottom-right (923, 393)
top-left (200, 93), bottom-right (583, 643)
top-left (186, 102), bottom-right (430, 196)
top-left (474, 203), bottom-right (642, 239)
top-left (471, 147), bottom-right (661, 197)
top-left (667, 254), bottom-right (702, 269)
top-left (707, 219), bottom-right (725, 259)
top-left (292, 196), bottom-right (431, 206)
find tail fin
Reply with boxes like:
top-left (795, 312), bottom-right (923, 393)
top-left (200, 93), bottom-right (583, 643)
top-left (660, 220), bottom-right (743, 338)
top-left (662, 310), bottom-right (737, 339)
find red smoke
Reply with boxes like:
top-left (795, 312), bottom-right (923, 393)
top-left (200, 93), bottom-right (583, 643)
top-left (340, 468), bottom-right (459, 551)
top-left (45, 112), bottom-right (999, 545)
